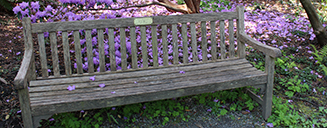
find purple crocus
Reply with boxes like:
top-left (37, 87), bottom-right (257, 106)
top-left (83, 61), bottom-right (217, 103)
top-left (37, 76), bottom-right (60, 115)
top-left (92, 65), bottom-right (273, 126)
top-left (99, 83), bottom-right (105, 88)
top-left (30, 1), bottom-right (40, 10)
top-left (45, 5), bottom-right (53, 12)
top-left (19, 2), bottom-right (29, 9)
top-left (267, 123), bottom-right (274, 127)
top-left (207, 108), bottom-right (212, 112)
top-left (214, 99), bottom-right (219, 102)
top-left (67, 85), bottom-right (76, 91)
top-left (13, 6), bottom-right (22, 14)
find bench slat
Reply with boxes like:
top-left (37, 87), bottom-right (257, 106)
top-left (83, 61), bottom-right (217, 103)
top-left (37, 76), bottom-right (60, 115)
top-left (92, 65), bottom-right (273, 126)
top-left (120, 28), bottom-right (127, 70)
top-left (31, 12), bottom-right (238, 33)
top-left (219, 20), bottom-right (226, 59)
top-left (50, 32), bottom-right (60, 77)
top-left (141, 26), bottom-right (148, 68)
top-left (37, 33), bottom-right (48, 77)
top-left (228, 19), bottom-right (235, 58)
top-left (98, 29), bottom-right (106, 72)
top-left (162, 25), bottom-right (169, 66)
top-left (108, 28), bottom-right (116, 71)
top-left (62, 31), bottom-right (72, 76)
top-left (85, 30), bottom-right (94, 73)
top-left (190, 22), bottom-right (198, 62)
top-left (29, 61), bottom-right (254, 95)
top-left (73, 31), bottom-right (83, 74)
top-left (151, 25), bottom-right (159, 67)
top-left (182, 23), bottom-right (188, 64)
top-left (130, 27), bottom-right (138, 69)
top-left (172, 24), bottom-right (178, 65)
top-left (29, 67), bottom-right (266, 113)
top-left (210, 21), bottom-right (217, 60)
top-left (201, 21), bottom-right (207, 61)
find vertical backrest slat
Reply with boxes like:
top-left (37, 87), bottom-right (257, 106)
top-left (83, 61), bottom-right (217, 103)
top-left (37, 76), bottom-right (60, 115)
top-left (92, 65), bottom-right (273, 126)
top-left (162, 25), bottom-right (169, 66)
top-left (190, 22), bottom-right (198, 62)
top-left (37, 33), bottom-right (48, 77)
top-left (219, 20), bottom-right (226, 59)
top-left (62, 31), bottom-right (72, 76)
top-left (182, 23), bottom-right (188, 64)
top-left (237, 6), bottom-right (245, 58)
top-left (201, 21), bottom-right (207, 61)
top-left (151, 25), bottom-right (159, 67)
top-left (85, 30), bottom-right (94, 73)
top-left (97, 29), bottom-right (106, 72)
top-left (120, 28), bottom-right (127, 70)
top-left (228, 19), bottom-right (235, 58)
top-left (130, 27), bottom-right (138, 69)
top-left (50, 32), bottom-right (60, 76)
top-left (172, 24), bottom-right (178, 65)
top-left (108, 28), bottom-right (116, 71)
top-left (141, 26), bottom-right (148, 68)
top-left (210, 21), bottom-right (217, 60)
top-left (73, 31), bottom-right (83, 74)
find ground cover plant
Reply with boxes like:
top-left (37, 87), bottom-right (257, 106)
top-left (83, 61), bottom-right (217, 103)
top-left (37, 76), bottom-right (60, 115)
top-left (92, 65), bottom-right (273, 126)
top-left (1, 0), bottom-right (327, 127)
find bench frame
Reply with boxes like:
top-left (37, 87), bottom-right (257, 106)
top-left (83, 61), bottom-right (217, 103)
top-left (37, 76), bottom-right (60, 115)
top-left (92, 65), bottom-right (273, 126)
top-left (14, 6), bottom-right (281, 128)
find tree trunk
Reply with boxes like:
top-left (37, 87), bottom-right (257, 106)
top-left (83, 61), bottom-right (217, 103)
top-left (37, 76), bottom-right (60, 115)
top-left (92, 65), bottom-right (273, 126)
top-left (158, 0), bottom-right (200, 14)
top-left (300, 0), bottom-right (327, 47)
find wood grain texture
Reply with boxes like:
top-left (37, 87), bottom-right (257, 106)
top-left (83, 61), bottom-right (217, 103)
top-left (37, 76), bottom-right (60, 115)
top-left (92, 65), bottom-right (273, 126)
top-left (31, 12), bottom-right (238, 33)
top-left (62, 31), bottom-right (72, 76)
top-left (182, 23), bottom-right (188, 64)
top-left (201, 21), bottom-right (207, 61)
top-left (172, 24), bottom-right (179, 65)
top-left (50, 32), bottom-right (60, 77)
top-left (162, 25), bottom-right (169, 66)
top-left (14, 49), bottom-right (33, 89)
top-left (190, 22), bottom-right (198, 62)
top-left (228, 19), bottom-right (235, 58)
top-left (37, 33), bottom-right (49, 78)
top-left (236, 6), bottom-right (245, 58)
top-left (120, 28), bottom-right (127, 70)
top-left (239, 33), bottom-right (282, 58)
top-left (246, 88), bottom-right (263, 105)
top-left (97, 29), bottom-right (106, 72)
top-left (210, 21), bottom-right (217, 60)
top-left (108, 28), bottom-right (116, 71)
top-left (130, 27), bottom-right (138, 69)
top-left (85, 30), bottom-right (94, 73)
top-left (141, 26), bottom-right (148, 68)
top-left (263, 55), bottom-right (275, 120)
top-left (219, 20), bottom-right (226, 59)
top-left (18, 88), bottom-right (34, 127)
top-left (151, 25), bottom-right (159, 67)
top-left (73, 31), bottom-right (83, 74)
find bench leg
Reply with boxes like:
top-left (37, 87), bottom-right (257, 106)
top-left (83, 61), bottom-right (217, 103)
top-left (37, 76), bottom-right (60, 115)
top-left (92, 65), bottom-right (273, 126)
top-left (18, 88), bottom-right (34, 128)
top-left (262, 55), bottom-right (275, 120)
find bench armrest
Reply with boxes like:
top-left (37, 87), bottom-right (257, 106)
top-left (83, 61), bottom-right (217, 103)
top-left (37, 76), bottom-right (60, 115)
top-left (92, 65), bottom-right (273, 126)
top-left (239, 32), bottom-right (282, 58)
top-left (14, 49), bottom-right (34, 90)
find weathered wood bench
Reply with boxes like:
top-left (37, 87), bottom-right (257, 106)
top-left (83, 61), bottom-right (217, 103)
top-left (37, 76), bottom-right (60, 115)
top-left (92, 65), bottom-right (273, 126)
top-left (14, 6), bottom-right (281, 127)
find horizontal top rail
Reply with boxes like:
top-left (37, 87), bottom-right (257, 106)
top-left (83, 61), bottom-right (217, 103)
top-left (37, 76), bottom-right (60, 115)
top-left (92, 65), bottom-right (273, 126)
top-left (31, 11), bottom-right (238, 33)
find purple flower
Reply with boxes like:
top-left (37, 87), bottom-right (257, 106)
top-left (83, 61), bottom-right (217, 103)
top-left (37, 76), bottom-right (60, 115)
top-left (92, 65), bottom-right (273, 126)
top-left (81, 110), bottom-right (85, 113)
top-left (35, 11), bottom-right (47, 18)
top-left (49, 118), bottom-right (55, 121)
top-left (48, 69), bottom-right (51, 72)
top-left (0, 54), bottom-right (2, 57)
top-left (13, 6), bottom-right (22, 14)
top-left (284, 69), bottom-right (288, 71)
top-left (207, 108), bottom-right (212, 112)
top-left (67, 85), bottom-right (76, 91)
top-left (288, 100), bottom-right (293, 103)
top-left (318, 75), bottom-right (322, 79)
top-left (294, 67), bottom-right (298, 70)
top-left (16, 52), bottom-right (21, 55)
top-left (313, 88), bottom-right (317, 93)
top-left (308, 51), bottom-right (312, 54)
top-left (90, 75), bottom-right (96, 81)
top-left (111, 91), bottom-right (116, 94)
top-left (134, 81), bottom-right (137, 84)
top-left (123, 117), bottom-right (127, 120)
top-left (246, 110), bottom-right (250, 113)
top-left (45, 5), bottom-right (53, 12)
top-left (179, 71), bottom-right (185, 74)
top-left (31, 1), bottom-right (40, 10)
top-left (112, 107), bottom-right (116, 110)
top-left (99, 83), bottom-right (105, 88)
top-left (17, 110), bottom-right (21, 113)
top-left (309, 56), bottom-right (314, 59)
top-left (143, 105), bottom-right (146, 109)
top-left (19, 2), bottom-right (29, 9)
top-left (323, 91), bottom-right (325, 95)
top-left (6, 99), bottom-right (9, 102)
top-left (267, 123), bottom-right (274, 127)
top-left (214, 99), bottom-right (219, 102)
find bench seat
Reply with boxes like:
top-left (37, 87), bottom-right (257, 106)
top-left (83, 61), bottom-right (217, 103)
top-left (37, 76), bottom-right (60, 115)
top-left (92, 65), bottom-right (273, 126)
top-left (28, 58), bottom-right (266, 116)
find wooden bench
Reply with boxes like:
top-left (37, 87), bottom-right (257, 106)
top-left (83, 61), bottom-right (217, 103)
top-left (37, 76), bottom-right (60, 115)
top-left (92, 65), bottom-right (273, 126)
top-left (14, 6), bottom-right (281, 127)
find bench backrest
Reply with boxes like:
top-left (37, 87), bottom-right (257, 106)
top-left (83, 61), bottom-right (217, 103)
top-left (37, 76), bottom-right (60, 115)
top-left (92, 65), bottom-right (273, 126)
top-left (22, 6), bottom-right (245, 79)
